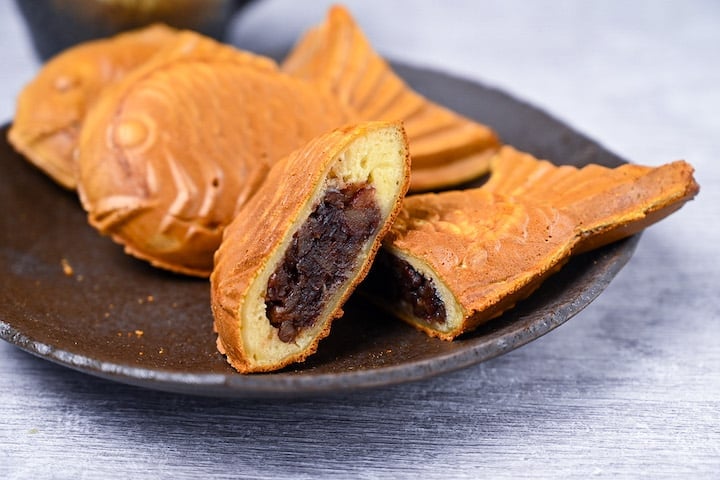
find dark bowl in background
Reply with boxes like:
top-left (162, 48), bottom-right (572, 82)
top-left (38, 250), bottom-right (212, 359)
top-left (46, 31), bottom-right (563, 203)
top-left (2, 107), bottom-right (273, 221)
top-left (15, 0), bottom-right (252, 61)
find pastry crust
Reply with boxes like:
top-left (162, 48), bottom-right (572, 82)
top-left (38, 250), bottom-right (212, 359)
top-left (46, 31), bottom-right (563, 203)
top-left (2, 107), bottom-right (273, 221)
top-left (211, 122), bottom-right (410, 373)
top-left (7, 24), bottom-right (179, 189)
top-left (366, 147), bottom-right (699, 339)
top-left (282, 5), bottom-right (501, 191)
top-left (76, 34), bottom-right (347, 277)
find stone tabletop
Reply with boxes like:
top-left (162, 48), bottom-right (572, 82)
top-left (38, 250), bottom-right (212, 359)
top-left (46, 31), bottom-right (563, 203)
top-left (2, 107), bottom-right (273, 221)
top-left (1, 1), bottom-right (718, 478)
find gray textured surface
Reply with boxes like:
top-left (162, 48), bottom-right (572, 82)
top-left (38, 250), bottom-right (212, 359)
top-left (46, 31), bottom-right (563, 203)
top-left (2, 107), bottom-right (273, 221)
top-left (1, 0), bottom-right (718, 478)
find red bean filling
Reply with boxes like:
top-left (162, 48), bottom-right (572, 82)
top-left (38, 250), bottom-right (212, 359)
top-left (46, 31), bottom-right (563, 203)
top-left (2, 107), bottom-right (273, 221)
top-left (366, 250), bottom-right (447, 325)
top-left (265, 183), bottom-right (381, 343)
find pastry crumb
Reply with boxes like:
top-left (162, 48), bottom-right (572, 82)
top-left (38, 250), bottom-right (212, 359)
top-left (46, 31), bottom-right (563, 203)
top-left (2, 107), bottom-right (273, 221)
top-left (60, 258), bottom-right (73, 276)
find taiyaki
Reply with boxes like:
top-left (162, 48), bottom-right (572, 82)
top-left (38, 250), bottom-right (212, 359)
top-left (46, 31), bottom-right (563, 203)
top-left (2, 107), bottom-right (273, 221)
top-left (211, 122), bottom-right (410, 372)
top-left (363, 146), bottom-right (699, 340)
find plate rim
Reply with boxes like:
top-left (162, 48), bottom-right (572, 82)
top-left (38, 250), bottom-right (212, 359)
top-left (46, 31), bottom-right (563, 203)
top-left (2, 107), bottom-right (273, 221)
top-left (0, 235), bottom-right (639, 398)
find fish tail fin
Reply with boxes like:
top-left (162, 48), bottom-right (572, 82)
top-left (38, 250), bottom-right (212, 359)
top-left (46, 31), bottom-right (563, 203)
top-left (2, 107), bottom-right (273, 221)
top-left (282, 5), bottom-right (501, 191)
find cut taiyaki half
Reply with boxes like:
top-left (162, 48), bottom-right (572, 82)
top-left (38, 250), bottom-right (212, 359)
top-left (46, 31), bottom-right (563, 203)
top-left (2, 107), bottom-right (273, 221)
top-left (363, 147), bottom-right (699, 340)
top-left (364, 189), bottom-right (577, 340)
top-left (282, 5), bottom-right (501, 191)
top-left (7, 24), bottom-right (179, 189)
top-left (211, 122), bottom-right (410, 373)
top-left (76, 34), bottom-right (348, 277)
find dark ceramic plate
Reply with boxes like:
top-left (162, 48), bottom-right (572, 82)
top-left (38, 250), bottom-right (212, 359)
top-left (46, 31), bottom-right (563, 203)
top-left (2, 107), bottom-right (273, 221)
top-left (0, 64), bottom-right (639, 397)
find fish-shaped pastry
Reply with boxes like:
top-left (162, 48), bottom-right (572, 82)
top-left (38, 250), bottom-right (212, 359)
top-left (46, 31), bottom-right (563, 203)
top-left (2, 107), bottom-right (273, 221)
top-left (362, 146), bottom-right (699, 340)
top-left (211, 122), bottom-right (410, 373)
top-left (283, 5), bottom-right (500, 191)
top-left (7, 24), bottom-right (179, 189)
top-left (76, 30), bottom-right (347, 276)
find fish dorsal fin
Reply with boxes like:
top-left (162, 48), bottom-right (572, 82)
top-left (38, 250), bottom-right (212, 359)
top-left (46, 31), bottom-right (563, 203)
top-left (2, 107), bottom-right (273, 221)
top-left (282, 5), bottom-right (501, 192)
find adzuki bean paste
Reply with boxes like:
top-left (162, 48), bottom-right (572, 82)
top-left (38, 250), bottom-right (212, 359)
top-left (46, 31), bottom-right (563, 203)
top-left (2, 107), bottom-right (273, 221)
top-left (265, 183), bottom-right (381, 343)
top-left (366, 250), bottom-right (447, 325)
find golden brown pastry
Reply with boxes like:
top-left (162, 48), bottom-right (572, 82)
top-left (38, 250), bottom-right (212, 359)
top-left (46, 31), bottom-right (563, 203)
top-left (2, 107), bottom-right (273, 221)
top-left (7, 24), bottom-right (178, 189)
top-left (211, 122), bottom-right (410, 373)
top-left (282, 5), bottom-right (501, 191)
top-left (363, 146), bottom-right (699, 340)
top-left (76, 33), bottom-right (347, 277)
